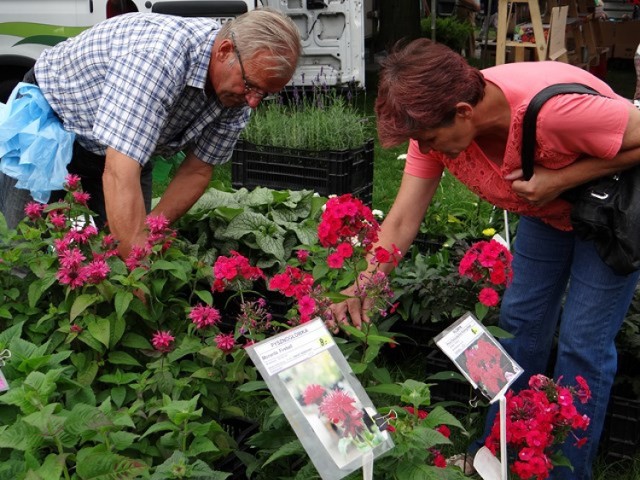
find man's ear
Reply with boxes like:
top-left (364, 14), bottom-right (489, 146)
top-left (455, 102), bottom-right (474, 118)
top-left (215, 38), bottom-right (234, 63)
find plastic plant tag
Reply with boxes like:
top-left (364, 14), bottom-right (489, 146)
top-left (473, 446), bottom-right (503, 480)
top-left (0, 369), bottom-right (8, 392)
top-left (433, 312), bottom-right (523, 403)
top-left (0, 349), bottom-right (11, 392)
top-left (245, 318), bottom-right (394, 480)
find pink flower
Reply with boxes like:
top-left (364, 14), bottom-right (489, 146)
top-left (302, 384), bottom-right (326, 405)
top-left (296, 249), bottom-right (309, 263)
top-left (318, 389), bottom-right (364, 437)
top-left (72, 191), bottom-right (91, 206)
top-left (152, 330), bottom-right (175, 353)
top-left (65, 174), bottom-right (82, 190)
top-left (48, 211), bottom-right (67, 229)
top-left (189, 304), bottom-right (222, 329)
top-left (146, 214), bottom-right (170, 234)
top-left (85, 259), bottom-right (110, 284)
top-left (215, 333), bottom-right (236, 354)
top-left (24, 201), bottom-right (45, 220)
top-left (70, 324), bottom-right (83, 334)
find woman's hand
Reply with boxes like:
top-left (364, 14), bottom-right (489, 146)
top-left (506, 166), bottom-right (564, 206)
top-left (328, 284), bottom-right (373, 331)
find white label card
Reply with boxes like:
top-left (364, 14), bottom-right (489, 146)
top-left (252, 319), bottom-right (335, 376)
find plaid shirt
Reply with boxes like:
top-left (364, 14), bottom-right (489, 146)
top-left (35, 13), bottom-right (250, 166)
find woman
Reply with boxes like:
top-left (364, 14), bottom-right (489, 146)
top-left (331, 39), bottom-right (640, 479)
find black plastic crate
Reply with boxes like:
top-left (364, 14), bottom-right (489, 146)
top-left (231, 139), bottom-right (374, 205)
top-left (601, 393), bottom-right (640, 461)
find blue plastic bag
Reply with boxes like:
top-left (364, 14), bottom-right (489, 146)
top-left (0, 82), bottom-right (75, 203)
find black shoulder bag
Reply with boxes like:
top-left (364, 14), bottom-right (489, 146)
top-left (522, 83), bottom-right (640, 275)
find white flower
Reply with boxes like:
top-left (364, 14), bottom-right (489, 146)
top-left (372, 209), bottom-right (384, 219)
top-left (397, 153), bottom-right (407, 161)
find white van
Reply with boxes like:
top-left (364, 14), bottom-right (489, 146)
top-left (0, 0), bottom-right (365, 102)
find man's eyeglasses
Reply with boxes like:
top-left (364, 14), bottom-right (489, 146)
top-left (230, 31), bottom-right (268, 99)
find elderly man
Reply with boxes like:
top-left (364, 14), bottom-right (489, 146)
top-left (0, 8), bottom-right (301, 257)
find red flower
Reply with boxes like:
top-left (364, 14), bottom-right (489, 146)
top-left (478, 287), bottom-right (500, 307)
top-left (485, 375), bottom-right (591, 479)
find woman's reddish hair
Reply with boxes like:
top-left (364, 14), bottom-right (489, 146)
top-left (375, 38), bottom-right (486, 147)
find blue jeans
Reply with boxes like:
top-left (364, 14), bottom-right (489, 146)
top-left (471, 216), bottom-right (639, 480)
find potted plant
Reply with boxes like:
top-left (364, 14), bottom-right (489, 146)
top-left (232, 88), bottom-right (375, 204)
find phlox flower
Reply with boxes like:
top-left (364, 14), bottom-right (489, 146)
top-left (327, 252), bottom-right (345, 269)
top-left (478, 287), bottom-right (500, 307)
top-left (296, 249), bottom-right (309, 263)
top-left (152, 330), bottom-right (175, 353)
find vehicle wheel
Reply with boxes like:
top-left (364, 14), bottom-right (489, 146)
top-left (0, 66), bottom-right (30, 103)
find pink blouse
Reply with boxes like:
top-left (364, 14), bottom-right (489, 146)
top-left (405, 61), bottom-right (631, 231)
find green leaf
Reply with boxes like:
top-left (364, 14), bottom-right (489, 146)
top-left (33, 453), bottom-right (68, 480)
top-left (107, 351), bottom-right (141, 367)
top-left (236, 380), bottom-right (268, 392)
top-left (0, 421), bottom-right (44, 451)
top-left (189, 436), bottom-right (219, 456)
top-left (87, 316), bottom-right (111, 348)
top-left (486, 325), bottom-right (514, 339)
top-left (111, 386), bottom-right (127, 408)
top-left (27, 275), bottom-right (57, 309)
top-left (262, 439), bottom-right (304, 466)
top-left (114, 291), bottom-right (133, 321)
top-left (366, 383), bottom-right (404, 396)
top-left (75, 448), bottom-right (149, 479)
top-left (167, 335), bottom-right (203, 362)
top-left (108, 431), bottom-right (139, 451)
top-left (194, 289), bottom-right (213, 305)
top-left (121, 333), bottom-right (153, 350)
top-left (70, 294), bottom-right (100, 322)
top-left (150, 259), bottom-right (188, 282)
top-left (109, 314), bottom-right (126, 349)
top-left (141, 421), bottom-right (180, 439)
top-left (423, 406), bottom-right (465, 431)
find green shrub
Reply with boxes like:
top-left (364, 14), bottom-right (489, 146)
top-left (241, 92), bottom-right (372, 151)
top-left (421, 16), bottom-right (474, 53)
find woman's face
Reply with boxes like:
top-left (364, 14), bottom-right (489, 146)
top-left (414, 105), bottom-right (475, 159)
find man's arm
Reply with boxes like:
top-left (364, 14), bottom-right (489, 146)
top-left (103, 147), bottom-right (148, 258)
top-left (152, 150), bottom-right (214, 224)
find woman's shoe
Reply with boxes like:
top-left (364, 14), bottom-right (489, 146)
top-left (446, 453), bottom-right (476, 475)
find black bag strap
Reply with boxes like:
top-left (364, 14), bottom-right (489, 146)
top-left (522, 83), bottom-right (601, 180)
